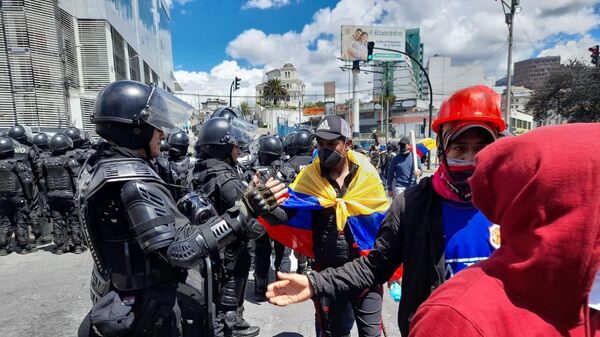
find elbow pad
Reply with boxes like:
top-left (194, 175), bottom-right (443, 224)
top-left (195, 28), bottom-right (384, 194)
top-left (121, 181), bottom-right (176, 253)
top-left (167, 217), bottom-right (234, 268)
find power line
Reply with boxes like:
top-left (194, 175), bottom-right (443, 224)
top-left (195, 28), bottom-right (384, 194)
top-left (516, 15), bottom-right (537, 51)
top-left (436, 42), bottom-right (507, 88)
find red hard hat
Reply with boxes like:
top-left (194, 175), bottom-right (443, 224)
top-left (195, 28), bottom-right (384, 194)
top-left (432, 85), bottom-right (506, 133)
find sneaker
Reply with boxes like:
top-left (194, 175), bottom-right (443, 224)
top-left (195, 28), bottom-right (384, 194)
top-left (73, 246), bottom-right (84, 254)
top-left (0, 249), bottom-right (8, 256)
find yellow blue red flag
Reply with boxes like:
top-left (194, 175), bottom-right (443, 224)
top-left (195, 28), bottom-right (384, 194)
top-left (259, 150), bottom-right (389, 258)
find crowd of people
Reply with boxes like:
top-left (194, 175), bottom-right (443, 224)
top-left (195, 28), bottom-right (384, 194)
top-left (1, 80), bottom-right (598, 337)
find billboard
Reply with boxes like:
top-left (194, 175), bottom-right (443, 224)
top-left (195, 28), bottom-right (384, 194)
top-left (303, 107), bottom-right (325, 116)
top-left (340, 25), bottom-right (405, 61)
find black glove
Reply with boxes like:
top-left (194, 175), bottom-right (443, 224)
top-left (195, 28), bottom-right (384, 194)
top-left (242, 181), bottom-right (278, 217)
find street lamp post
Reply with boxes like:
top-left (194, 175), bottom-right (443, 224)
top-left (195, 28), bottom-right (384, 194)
top-left (373, 46), bottom-right (434, 169)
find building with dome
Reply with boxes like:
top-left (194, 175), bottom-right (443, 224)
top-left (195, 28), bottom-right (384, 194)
top-left (255, 63), bottom-right (305, 108)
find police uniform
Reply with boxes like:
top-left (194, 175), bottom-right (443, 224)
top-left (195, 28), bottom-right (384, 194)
top-left (43, 134), bottom-right (84, 254)
top-left (193, 116), bottom-right (262, 337)
top-left (77, 81), bottom-right (252, 337)
top-left (0, 137), bottom-right (34, 254)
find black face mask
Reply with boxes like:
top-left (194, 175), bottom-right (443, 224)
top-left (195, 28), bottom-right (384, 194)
top-left (398, 144), bottom-right (409, 154)
top-left (318, 148), bottom-right (344, 169)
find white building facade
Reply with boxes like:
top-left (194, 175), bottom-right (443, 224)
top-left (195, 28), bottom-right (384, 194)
top-left (0, 0), bottom-right (175, 135)
top-left (424, 55), bottom-right (486, 108)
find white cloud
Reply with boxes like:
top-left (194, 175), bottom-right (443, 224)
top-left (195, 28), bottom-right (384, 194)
top-left (242, 0), bottom-right (291, 10)
top-left (175, 61), bottom-right (267, 106)
top-left (177, 0), bottom-right (600, 105)
top-left (163, 0), bottom-right (194, 9)
top-left (538, 34), bottom-right (596, 63)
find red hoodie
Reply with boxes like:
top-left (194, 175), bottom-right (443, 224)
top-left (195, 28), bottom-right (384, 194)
top-left (409, 123), bottom-right (600, 337)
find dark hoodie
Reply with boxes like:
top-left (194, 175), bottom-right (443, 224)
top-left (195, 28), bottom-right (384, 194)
top-left (409, 123), bottom-right (600, 337)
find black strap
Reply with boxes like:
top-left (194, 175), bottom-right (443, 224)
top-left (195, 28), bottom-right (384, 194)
top-left (132, 214), bottom-right (176, 234)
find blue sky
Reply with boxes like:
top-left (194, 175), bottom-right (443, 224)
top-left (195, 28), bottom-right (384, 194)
top-left (171, 0), bottom-right (339, 71)
top-left (169, 0), bottom-right (600, 103)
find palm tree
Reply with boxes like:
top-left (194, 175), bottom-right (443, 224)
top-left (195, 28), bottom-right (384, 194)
top-left (262, 78), bottom-right (288, 106)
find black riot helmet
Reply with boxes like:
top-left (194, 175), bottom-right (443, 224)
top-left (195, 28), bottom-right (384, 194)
top-left (92, 80), bottom-right (193, 153)
top-left (258, 135), bottom-right (283, 166)
top-left (289, 129), bottom-right (314, 156)
top-left (167, 130), bottom-right (189, 158)
top-left (160, 139), bottom-right (170, 152)
top-left (49, 133), bottom-right (73, 154)
top-left (282, 132), bottom-right (296, 155)
top-left (0, 137), bottom-right (15, 159)
top-left (210, 107), bottom-right (245, 121)
top-left (32, 133), bottom-right (50, 150)
top-left (7, 124), bottom-right (33, 145)
top-left (195, 117), bottom-right (256, 160)
top-left (63, 127), bottom-right (86, 148)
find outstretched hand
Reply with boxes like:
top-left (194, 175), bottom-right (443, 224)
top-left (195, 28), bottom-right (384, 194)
top-left (252, 174), bottom-right (288, 205)
top-left (266, 272), bottom-right (314, 306)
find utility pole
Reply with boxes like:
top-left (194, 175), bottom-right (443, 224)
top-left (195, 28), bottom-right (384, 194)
top-left (500, 0), bottom-right (519, 132)
top-left (351, 60), bottom-right (360, 139)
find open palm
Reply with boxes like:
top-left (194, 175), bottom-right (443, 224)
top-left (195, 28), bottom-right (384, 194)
top-left (266, 272), bottom-right (314, 306)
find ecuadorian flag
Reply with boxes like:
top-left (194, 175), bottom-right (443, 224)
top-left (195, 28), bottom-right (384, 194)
top-left (259, 150), bottom-right (389, 258)
top-left (414, 138), bottom-right (436, 158)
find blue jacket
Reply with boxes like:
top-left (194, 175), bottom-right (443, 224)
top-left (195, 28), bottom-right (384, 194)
top-left (387, 152), bottom-right (420, 189)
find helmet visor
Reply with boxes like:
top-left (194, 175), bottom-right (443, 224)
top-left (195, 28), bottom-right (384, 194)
top-left (143, 86), bottom-right (193, 133)
top-left (228, 118), bottom-right (256, 148)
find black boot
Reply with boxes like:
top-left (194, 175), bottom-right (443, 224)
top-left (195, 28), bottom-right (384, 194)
top-left (254, 276), bottom-right (268, 302)
top-left (232, 307), bottom-right (260, 337)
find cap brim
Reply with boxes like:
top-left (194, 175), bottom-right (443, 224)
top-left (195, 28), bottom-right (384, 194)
top-left (444, 123), bottom-right (497, 149)
top-left (314, 131), bottom-right (343, 141)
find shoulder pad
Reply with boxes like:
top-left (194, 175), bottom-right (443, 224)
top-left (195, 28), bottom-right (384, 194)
top-left (79, 158), bottom-right (163, 201)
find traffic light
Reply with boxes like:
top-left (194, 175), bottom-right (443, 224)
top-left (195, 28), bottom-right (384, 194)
top-left (421, 117), bottom-right (426, 134)
top-left (589, 45), bottom-right (599, 66)
top-left (234, 77), bottom-right (241, 91)
top-left (367, 42), bottom-right (375, 62)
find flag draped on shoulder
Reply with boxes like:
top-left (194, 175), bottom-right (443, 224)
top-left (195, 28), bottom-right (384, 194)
top-left (259, 150), bottom-right (389, 258)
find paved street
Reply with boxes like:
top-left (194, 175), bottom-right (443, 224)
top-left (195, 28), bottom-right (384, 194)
top-left (0, 247), bottom-right (400, 337)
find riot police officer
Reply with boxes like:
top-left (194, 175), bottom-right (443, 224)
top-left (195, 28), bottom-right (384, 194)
top-left (157, 130), bottom-right (195, 201)
top-left (282, 129), bottom-right (315, 274)
top-left (193, 117), bottom-right (262, 337)
top-left (64, 126), bottom-right (94, 168)
top-left (77, 80), bottom-right (271, 337)
top-left (43, 133), bottom-right (84, 254)
top-left (210, 107), bottom-right (245, 121)
top-left (7, 124), bottom-right (41, 243)
top-left (252, 135), bottom-right (291, 301)
top-left (0, 137), bottom-right (35, 255)
top-left (32, 133), bottom-right (54, 244)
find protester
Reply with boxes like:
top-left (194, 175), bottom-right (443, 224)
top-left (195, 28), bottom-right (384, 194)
top-left (410, 123), bottom-right (600, 336)
top-left (253, 115), bottom-right (389, 337)
top-left (263, 85), bottom-right (506, 336)
top-left (386, 136), bottom-right (421, 197)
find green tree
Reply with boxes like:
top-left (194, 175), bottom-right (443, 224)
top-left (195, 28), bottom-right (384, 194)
top-left (262, 78), bottom-right (289, 106)
top-left (526, 60), bottom-right (600, 123)
top-left (240, 101), bottom-right (251, 117)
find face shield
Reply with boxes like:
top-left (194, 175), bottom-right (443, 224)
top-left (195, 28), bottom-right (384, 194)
top-left (228, 118), bottom-right (257, 149)
top-left (141, 85), bottom-right (193, 134)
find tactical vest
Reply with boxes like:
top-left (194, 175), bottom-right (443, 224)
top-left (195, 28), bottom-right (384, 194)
top-left (44, 155), bottom-right (74, 192)
top-left (0, 158), bottom-right (22, 196)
